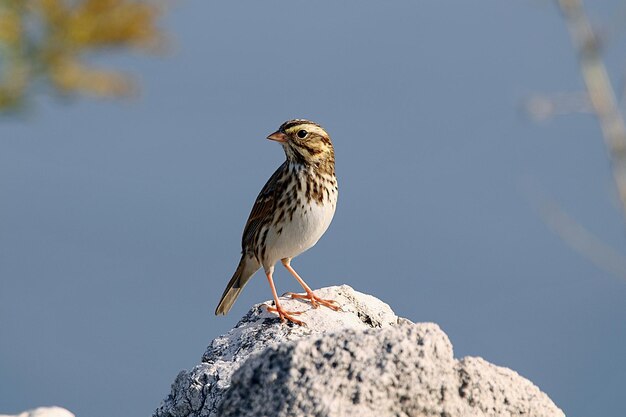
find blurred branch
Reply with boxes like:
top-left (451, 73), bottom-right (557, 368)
top-left (0, 0), bottom-right (165, 111)
top-left (521, 1), bottom-right (626, 279)
top-left (557, 0), bottom-right (626, 222)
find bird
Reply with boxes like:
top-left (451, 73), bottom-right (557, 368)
top-left (215, 119), bottom-right (340, 325)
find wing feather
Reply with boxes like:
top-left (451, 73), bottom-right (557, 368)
top-left (241, 162), bottom-right (288, 253)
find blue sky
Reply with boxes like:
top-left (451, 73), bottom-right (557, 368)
top-left (2, 1), bottom-right (626, 416)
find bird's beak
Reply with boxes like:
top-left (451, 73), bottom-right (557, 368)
top-left (267, 131), bottom-right (287, 143)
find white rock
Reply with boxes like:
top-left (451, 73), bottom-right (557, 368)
top-left (154, 285), bottom-right (565, 417)
top-left (0, 407), bottom-right (74, 417)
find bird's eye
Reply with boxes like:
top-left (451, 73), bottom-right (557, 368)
top-left (297, 130), bottom-right (308, 139)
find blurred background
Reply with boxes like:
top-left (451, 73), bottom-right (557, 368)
top-left (1, 1), bottom-right (626, 416)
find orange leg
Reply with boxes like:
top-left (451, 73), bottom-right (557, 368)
top-left (264, 269), bottom-right (304, 325)
top-left (282, 259), bottom-right (341, 311)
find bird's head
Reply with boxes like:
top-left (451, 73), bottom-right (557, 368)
top-left (267, 119), bottom-right (334, 169)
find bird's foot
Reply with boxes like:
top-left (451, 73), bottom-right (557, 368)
top-left (265, 304), bottom-right (305, 326)
top-left (286, 291), bottom-right (342, 311)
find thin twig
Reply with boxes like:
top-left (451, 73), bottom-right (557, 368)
top-left (544, 204), bottom-right (626, 278)
top-left (526, 181), bottom-right (626, 278)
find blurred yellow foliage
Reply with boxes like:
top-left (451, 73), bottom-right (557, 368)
top-left (0, 0), bottom-right (163, 110)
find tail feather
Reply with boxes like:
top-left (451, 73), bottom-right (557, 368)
top-left (215, 255), bottom-right (260, 315)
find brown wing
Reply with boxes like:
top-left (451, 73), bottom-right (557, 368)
top-left (241, 161), bottom-right (288, 253)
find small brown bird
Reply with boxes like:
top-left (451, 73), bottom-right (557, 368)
top-left (215, 119), bottom-right (340, 325)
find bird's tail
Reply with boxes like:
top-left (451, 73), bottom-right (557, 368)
top-left (215, 255), bottom-right (260, 315)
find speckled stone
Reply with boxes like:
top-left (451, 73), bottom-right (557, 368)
top-left (154, 285), bottom-right (565, 417)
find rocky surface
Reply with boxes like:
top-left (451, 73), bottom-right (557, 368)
top-left (0, 407), bottom-right (74, 417)
top-left (154, 285), bottom-right (565, 417)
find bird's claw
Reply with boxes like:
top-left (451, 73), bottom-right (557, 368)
top-left (265, 304), bottom-right (305, 326)
top-left (286, 291), bottom-right (342, 311)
